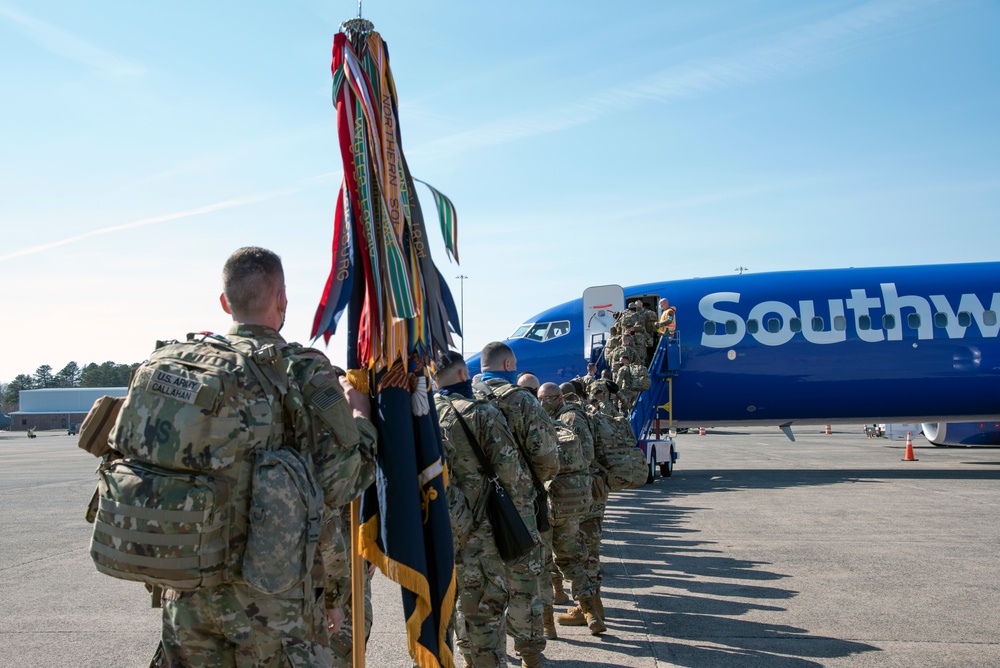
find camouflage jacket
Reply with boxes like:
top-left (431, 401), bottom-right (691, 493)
top-left (475, 378), bottom-right (559, 484)
top-left (435, 391), bottom-right (535, 550)
top-left (641, 309), bottom-right (659, 335)
top-left (614, 365), bottom-right (635, 397)
top-left (228, 324), bottom-right (377, 511)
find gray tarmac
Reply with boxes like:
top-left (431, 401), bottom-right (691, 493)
top-left (1, 426), bottom-right (998, 667)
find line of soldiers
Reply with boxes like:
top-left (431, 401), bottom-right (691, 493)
top-left (603, 300), bottom-right (659, 370)
top-left (433, 341), bottom-right (649, 667)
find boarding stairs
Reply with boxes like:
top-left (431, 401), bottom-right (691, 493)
top-left (628, 333), bottom-right (681, 479)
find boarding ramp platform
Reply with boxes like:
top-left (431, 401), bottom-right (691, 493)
top-left (629, 333), bottom-right (681, 481)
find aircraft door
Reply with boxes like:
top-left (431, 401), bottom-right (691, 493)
top-left (583, 285), bottom-right (625, 362)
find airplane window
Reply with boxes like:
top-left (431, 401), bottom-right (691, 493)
top-left (834, 315), bottom-right (847, 331)
top-left (811, 317), bottom-right (824, 332)
top-left (747, 319), bottom-right (759, 334)
top-left (958, 311), bottom-right (972, 328)
top-left (985, 311), bottom-right (998, 327)
top-left (789, 317), bottom-right (802, 333)
top-left (907, 313), bottom-right (921, 329)
top-left (934, 312), bottom-right (948, 328)
top-left (547, 321), bottom-right (571, 340)
top-left (725, 320), bottom-right (738, 335)
top-left (767, 318), bottom-right (781, 334)
top-left (703, 321), bottom-right (717, 336)
top-left (510, 325), bottom-right (531, 339)
top-left (525, 323), bottom-right (550, 341)
top-left (858, 315), bottom-right (872, 330)
top-left (882, 314), bottom-right (896, 330)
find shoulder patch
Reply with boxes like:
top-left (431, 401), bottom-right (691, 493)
top-left (310, 385), bottom-right (343, 411)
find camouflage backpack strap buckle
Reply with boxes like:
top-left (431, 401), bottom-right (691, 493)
top-left (251, 343), bottom-right (289, 396)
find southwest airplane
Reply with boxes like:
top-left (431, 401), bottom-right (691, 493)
top-left (466, 262), bottom-right (1000, 447)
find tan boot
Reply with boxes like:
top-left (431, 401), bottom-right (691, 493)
top-left (551, 577), bottom-right (571, 605)
top-left (555, 605), bottom-right (585, 626)
top-left (593, 587), bottom-right (606, 620)
top-left (543, 605), bottom-right (558, 640)
top-left (519, 650), bottom-right (543, 667)
top-left (579, 595), bottom-right (606, 635)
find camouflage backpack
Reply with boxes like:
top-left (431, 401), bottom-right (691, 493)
top-left (89, 333), bottom-right (322, 593)
top-left (545, 424), bottom-right (592, 520)
top-left (473, 380), bottom-right (550, 532)
top-left (597, 412), bottom-right (647, 491)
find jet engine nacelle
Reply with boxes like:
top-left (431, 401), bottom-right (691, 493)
top-left (922, 422), bottom-right (1000, 446)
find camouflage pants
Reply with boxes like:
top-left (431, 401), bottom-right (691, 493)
top-left (550, 516), bottom-right (592, 599)
top-left (454, 535), bottom-right (509, 667)
top-left (579, 477), bottom-right (610, 590)
top-left (160, 583), bottom-right (332, 667)
top-left (503, 523), bottom-right (545, 656)
top-left (328, 573), bottom-right (373, 667)
top-left (538, 528), bottom-right (554, 607)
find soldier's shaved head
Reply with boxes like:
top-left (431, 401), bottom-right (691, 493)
top-left (537, 382), bottom-right (561, 399)
top-left (221, 247), bottom-right (286, 328)
top-left (480, 341), bottom-right (516, 371)
top-left (517, 373), bottom-right (539, 393)
top-left (559, 382), bottom-right (577, 397)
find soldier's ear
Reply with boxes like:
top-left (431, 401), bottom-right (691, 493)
top-left (220, 293), bottom-right (233, 315)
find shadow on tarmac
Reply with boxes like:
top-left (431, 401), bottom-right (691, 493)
top-left (658, 467), bottom-right (1000, 495)
top-left (579, 476), bottom-right (899, 668)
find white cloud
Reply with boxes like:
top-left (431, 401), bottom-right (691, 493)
top-left (414, 0), bottom-right (943, 159)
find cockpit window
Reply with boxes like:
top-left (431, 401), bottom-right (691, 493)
top-left (511, 321), bottom-right (571, 342)
top-left (510, 325), bottom-right (531, 339)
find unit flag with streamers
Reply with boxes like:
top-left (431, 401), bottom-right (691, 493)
top-left (311, 17), bottom-right (463, 668)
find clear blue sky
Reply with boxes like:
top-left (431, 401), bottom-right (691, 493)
top-left (1, 0), bottom-right (998, 384)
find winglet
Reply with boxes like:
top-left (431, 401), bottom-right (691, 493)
top-left (779, 422), bottom-right (796, 442)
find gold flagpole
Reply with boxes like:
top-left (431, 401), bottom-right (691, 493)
top-left (351, 496), bottom-right (365, 667)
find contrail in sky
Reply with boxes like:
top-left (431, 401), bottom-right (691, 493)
top-left (0, 188), bottom-right (301, 262)
top-left (0, 2), bottom-right (143, 76)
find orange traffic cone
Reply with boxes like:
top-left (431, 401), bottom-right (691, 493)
top-left (698, 426), bottom-right (706, 436)
top-left (902, 431), bottom-right (918, 461)
top-left (824, 424), bottom-right (832, 435)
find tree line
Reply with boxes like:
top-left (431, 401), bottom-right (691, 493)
top-left (2, 361), bottom-right (139, 412)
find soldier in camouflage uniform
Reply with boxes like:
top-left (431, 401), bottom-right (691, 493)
top-left (475, 342), bottom-right (559, 668)
top-left (433, 351), bottom-right (534, 668)
top-left (640, 302), bottom-right (659, 362)
top-left (602, 326), bottom-right (622, 370)
top-left (613, 354), bottom-right (650, 414)
top-left (557, 381), bottom-right (616, 630)
top-left (158, 247), bottom-right (377, 667)
top-left (537, 383), bottom-right (603, 636)
top-left (610, 333), bottom-right (641, 374)
top-left (620, 302), bottom-right (648, 349)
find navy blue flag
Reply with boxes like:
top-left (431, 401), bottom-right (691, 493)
top-left (360, 373), bottom-right (455, 667)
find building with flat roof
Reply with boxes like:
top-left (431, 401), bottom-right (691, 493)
top-left (10, 387), bottom-right (127, 432)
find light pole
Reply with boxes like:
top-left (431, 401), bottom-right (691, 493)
top-left (456, 274), bottom-right (468, 356)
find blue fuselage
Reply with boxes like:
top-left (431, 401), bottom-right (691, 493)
top-left (467, 262), bottom-right (1000, 427)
